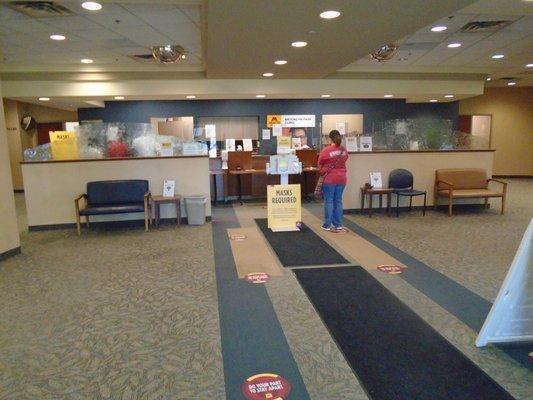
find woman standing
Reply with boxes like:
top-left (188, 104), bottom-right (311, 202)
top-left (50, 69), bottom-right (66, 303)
top-left (318, 130), bottom-right (348, 232)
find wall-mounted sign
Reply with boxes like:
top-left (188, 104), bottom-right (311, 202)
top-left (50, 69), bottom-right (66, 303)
top-left (377, 265), bottom-right (406, 274)
top-left (242, 373), bottom-right (291, 400)
top-left (243, 272), bottom-right (270, 284)
top-left (267, 114), bottom-right (316, 128)
top-left (49, 131), bottom-right (78, 160)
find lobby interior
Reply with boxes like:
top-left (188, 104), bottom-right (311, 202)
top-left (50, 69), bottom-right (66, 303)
top-left (1, 1), bottom-right (532, 399)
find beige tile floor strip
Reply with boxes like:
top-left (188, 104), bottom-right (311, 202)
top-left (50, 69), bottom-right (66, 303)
top-left (227, 227), bottom-right (284, 278)
top-left (301, 208), bottom-right (408, 271)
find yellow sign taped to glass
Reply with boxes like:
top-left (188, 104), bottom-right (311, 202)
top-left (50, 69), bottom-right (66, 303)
top-left (267, 184), bottom-right (301, 231)
top-left (49, 131), bottom-right (78, 160)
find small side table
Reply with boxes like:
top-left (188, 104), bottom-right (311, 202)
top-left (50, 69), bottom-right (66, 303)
top-left (152, 195), bottom-right (181, 227)
top-left (360, 187), bottom-right (392, 218)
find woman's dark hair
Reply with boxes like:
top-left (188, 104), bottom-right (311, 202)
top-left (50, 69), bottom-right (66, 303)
top-left (329, 130), bottom-right (342, 145)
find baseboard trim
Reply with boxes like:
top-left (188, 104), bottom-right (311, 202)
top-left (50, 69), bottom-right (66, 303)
top-left (344, 203), bottom-right (489, 215)
top-left (28, 216), bottom-right (212, 231)
top-left (493, 175), bottom-right (532, 179)
top-left (14, 189), bottom-right (24, 193)
top-left (0, 246), bottom-right (21, 262)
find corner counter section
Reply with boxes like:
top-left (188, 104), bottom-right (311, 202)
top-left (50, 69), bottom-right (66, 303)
top-left (344, 150), bottom-right (495, 210)
top-left (21, 156), bottom-right (211, 229)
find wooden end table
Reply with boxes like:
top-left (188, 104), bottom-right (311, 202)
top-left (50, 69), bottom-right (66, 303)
top-left (360, 187), bottom-right (393, 218)
top-left (152, 195), bottom-right (181, 227)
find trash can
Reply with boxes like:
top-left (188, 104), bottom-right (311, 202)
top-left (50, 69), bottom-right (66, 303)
top-left (185, 195), bottom-right (207, 225)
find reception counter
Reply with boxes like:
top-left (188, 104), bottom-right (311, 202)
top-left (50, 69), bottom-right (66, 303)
top-left (343, 149), bottom-right (495, 210)
top-left (21, 156), bottom-right (211, 230)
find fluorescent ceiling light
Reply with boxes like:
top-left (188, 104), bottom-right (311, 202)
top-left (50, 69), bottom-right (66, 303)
top-left (429, 99), bottom-right (438, 102)
top-left (444, 95), bottom-right (454, 98)
top-left (114, 96), bottom-right (124, 100)
top-left (507, 82), bottom-right (516, 86)
top-left (82, 2), bottom-right (102, 11)
top-left (526, 63), bottom-right (533, 68)
top-left (49, 34), bottom-right (66, 41)
top-left (491, 54), bottom-right (504, 59)
top-left (81, 58), bottom-right (93, 64)
top-left (384, 94), bottom-right (393, 98)
top-left (291, 41), bottom-right (307, 48)
top-left (431, 26), bottom-right (447, 32)
top-left (447, 42), bottom-right (462, 48)
top-left (263, 72), bottom-right (274, 77)
top-left (38, 97), bottom-right (50, 101)
top-left (321, 94), bottom-right (331, 98)
top-left (274, 60), bottom-right (287, 65)
top-left (320, 10), bottom-right (341, 19)
top-left (256, 94), bottom-right (266, 98)
top-left (186, 95), bottom-right (196, 99)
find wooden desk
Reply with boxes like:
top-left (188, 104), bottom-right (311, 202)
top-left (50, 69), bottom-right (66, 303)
top-left (302, 167), bottom-right (320, 198)
top-left (229, 169), bottom-right (266, 203)
top-left (152, 195), bottom-right (181, 227)
top-left (360, 187), bottom-right (392, 218)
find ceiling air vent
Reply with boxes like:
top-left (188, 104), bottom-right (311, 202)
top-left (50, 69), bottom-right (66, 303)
top-left (8, 1), bottom-right (73, 17)
top-left (460, 21), bottom-right (511, 33)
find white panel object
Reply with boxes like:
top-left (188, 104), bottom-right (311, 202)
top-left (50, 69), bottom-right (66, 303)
top-left (476, 219), bottom-right (533, 347)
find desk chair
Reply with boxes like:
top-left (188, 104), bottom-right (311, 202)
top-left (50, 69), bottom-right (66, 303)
top-left (389, 169), bottom-right (427, 216)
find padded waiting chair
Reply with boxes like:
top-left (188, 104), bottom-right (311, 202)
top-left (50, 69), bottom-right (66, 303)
top-left (389, 169), bottom-right (427, 216)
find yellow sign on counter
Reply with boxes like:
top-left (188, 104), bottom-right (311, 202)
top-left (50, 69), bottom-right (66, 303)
top-left (267, 184), bottom-right (301, 231)
top-left (49, 131), bottom-right (78, 160)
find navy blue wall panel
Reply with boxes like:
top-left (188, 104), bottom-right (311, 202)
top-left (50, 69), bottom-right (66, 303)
top-left (78, 99), bottom-right (459, 131)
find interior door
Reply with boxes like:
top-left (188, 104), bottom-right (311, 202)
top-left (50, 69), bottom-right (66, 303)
top-left (37, 122), bottom-right (64, 145)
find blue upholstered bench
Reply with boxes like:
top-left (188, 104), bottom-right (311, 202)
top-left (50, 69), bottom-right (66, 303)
top-left (74, 180), bottom-right (151, 235)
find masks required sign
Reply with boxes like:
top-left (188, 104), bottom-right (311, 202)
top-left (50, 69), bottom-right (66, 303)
top-left (267, 184), bottom-right (301, 231)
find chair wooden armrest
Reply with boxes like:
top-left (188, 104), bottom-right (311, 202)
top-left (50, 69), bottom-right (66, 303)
top-left (487, 178), bottom-right (507, 191)
top-left (74, 194), bottom-right (87, 209)
top-left (436, 179), bottom-right (454, 189)
top-left (74, 194), bottom-right (87, 236)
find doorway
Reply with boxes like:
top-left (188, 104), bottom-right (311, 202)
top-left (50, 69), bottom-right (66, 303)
top-left (458, 114), bottom-right (492, 148)
top-left (36, 122), bottom-right (64, 145)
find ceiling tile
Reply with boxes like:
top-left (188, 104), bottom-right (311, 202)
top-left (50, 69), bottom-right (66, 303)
top-left (121, 4), bottom-right (177, 14)
top-left (86, 11), bottom-right (144, 29)
top-left (109, 26), bottom-right (172, 48)
top-left (69, 28), bottom-right (125, 41)
top-left (178, 5), bottom-right (201, 25)
top-left (0, 5), bottom-right (30, 20)
top-left (133, 9), bottom-right (192, 27)
top-left (40, 16), bottom-right (105, 32)
top-left (503, 16), bottom-right (533, 33)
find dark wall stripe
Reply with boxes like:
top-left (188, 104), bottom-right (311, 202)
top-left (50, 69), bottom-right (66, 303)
top-left (211, 207), bottom-right (310, 399)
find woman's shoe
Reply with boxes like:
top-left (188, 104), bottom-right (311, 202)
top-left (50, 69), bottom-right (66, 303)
top-left (321, 225), bottom-right (331, 231)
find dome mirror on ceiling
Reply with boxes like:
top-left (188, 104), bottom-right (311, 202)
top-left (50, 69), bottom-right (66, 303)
top-left (369, 43), bottom-right (398, 62)
top-left (151, 45), bottom-right (186, 64)
top-left (20, 115), bottom-right (37, 131)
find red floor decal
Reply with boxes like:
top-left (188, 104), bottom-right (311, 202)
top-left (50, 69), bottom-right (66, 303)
top-left (242, 373), bottom-right (291, 400)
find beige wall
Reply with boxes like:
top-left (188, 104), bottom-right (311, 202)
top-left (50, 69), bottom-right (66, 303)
top-left (22, 157), bottom-right (211, 228)
top-left (459, 87), bottom-right (533, 176)
top-left (344, 151), bottom-right (495, 210)
top-left (2, 100), bottom-right (77, 190)
top-left (0, 86), bottom-right (21, 256)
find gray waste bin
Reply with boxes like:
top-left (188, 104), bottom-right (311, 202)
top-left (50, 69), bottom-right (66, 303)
top-left (185, 195), bottom-right (207, 225)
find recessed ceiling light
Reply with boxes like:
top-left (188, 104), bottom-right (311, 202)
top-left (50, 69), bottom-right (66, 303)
top-left (81, 58), bottom-right (93, 64)
top-left (384, 94), bottom-right (393, 98)
top-left (486, 77), bottom-right (491, 81)
top-left (49, 34), bottom-right (66, 41)
top-left (38, 97), bottom-right (50, 101)
top-left (507, 82), bottom-right (516, 86)
top-left (291, 41), bottom-right (307, 48)
top-left (186, 95), bottom-right (196, 99)
top-left (447, 42), bottom-right (462, 48)
top-left (430, 99), bottom-right (438, 102)
top-left (263, 72), bottom-right (274, 77)
top-left (321, 94), bottom-right (331, 98)
top-left (256, 94), bottom-right (266, 98)
top-left (491, 54), bottom-right (504, 59)
top-left (431, 26), bottom-right (447, 32)
top-left (444, 94), bottom-right (454, 98)
top-left (320, 10), bottom-right (341, 19)
top-left (526, 63), bottom-right (533, 68)
top-left (81, 2), bottom-right (102, 11)
top-left (114, 96), bottom-right (124, 100)
top-left (274, 60), bottom-right (287, 65)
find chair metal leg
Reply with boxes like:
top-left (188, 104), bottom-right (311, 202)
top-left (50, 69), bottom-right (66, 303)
top-left (409, 196), bottom-right (412, 210)
top-left (396, 194), bottom-right (400, 217)
top-left (85, 216), bottom-right (90, 228)
top-left (423, 193), bottom-right (427, 216)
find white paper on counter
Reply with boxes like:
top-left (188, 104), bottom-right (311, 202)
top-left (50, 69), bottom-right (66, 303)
top-left (336, 122), bottom-right (346, 135)
top-left (345, 136), bottom-right (358, 152)
top-left (272, 124), bottom-right (282, 137)
top-left (243, 138), bottom-right (253, 151)
top-left (359, 136), bottom-right (373, 151)
top-left (262, 129), bottom-right (271, 140)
